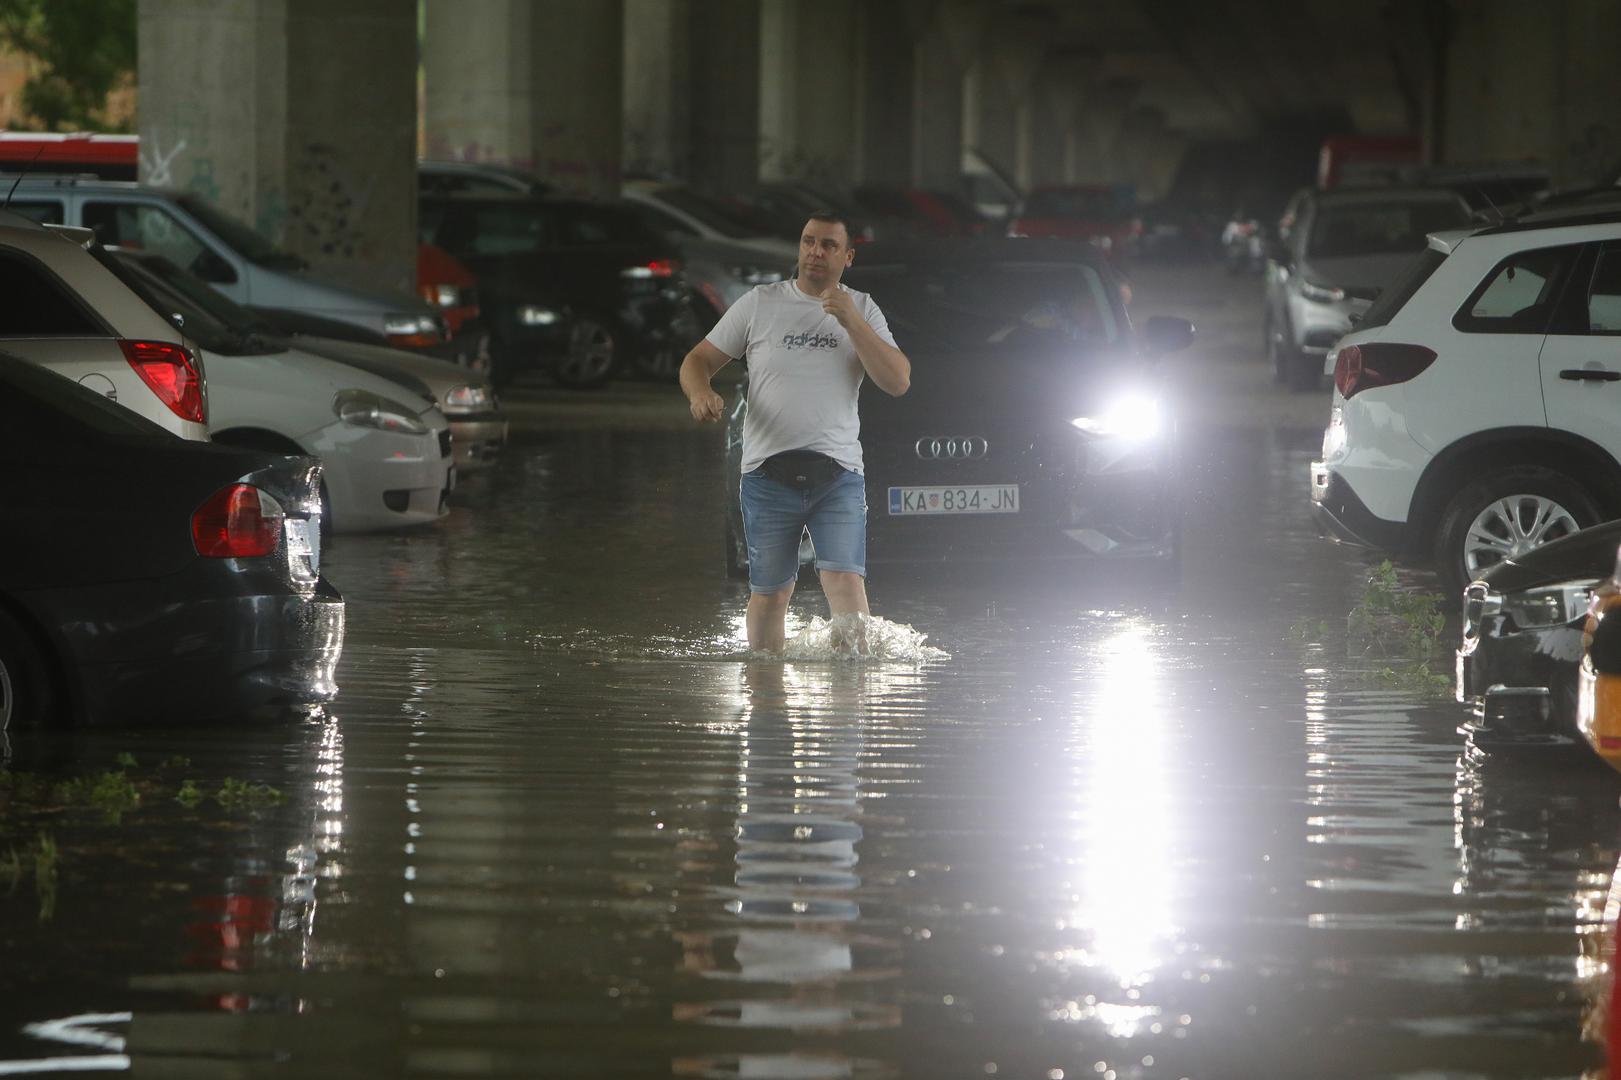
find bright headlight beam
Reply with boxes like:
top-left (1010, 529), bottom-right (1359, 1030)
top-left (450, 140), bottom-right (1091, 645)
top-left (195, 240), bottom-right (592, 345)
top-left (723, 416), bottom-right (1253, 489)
top-left (1072, 394), bottom-right (1163, 439)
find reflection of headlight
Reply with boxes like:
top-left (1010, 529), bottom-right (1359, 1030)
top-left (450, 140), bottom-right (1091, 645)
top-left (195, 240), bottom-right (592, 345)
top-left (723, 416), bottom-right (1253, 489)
top-left (444, 384), bottom-right (491, 409)
top-left (1072, 393), bottom-right (1163, 439)
top-left (728, 265), bottom-right (785, 285)
top-left (333, 389), bottom-right (429, 435)
top-left (518, 304), bottom-right (560, 326)
top-left (1300, 280), bottom-right (1345, 303)
top-left (1502, 580), bottom-right (1598, 630)
top-left (384, 313), bottom-right (439, 336)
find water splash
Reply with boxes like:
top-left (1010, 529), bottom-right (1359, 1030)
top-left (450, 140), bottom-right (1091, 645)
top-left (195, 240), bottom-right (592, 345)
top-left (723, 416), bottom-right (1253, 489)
top-left (782, 613), bottom-right (949, 662)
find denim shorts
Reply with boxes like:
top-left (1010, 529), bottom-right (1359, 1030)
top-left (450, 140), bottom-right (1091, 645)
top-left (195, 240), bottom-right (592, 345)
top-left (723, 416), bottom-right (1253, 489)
top-left (739, 467), bottom-right (867, 593)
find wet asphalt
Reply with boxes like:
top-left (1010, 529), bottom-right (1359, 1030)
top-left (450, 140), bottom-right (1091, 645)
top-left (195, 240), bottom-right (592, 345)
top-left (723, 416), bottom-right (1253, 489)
top-left (3, 263), bottom-right (1620, 1079)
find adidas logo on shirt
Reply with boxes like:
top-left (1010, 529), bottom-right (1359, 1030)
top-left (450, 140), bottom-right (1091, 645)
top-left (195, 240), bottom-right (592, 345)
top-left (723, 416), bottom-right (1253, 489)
top-left (780, 331), bottom-right (842, 350)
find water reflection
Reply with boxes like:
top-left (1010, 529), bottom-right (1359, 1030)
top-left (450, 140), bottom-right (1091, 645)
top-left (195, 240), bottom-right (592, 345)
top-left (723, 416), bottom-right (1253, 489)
top-left (673, 661), bottom-right (902, 1078)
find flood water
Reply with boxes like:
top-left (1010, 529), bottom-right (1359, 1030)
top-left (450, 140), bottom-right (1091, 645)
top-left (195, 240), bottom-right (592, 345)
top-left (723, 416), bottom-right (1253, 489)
top-left (3, 266), bottom-right (1620, 1079)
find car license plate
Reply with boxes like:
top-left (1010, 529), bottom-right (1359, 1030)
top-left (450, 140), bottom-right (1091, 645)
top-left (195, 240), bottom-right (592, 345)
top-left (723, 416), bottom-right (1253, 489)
top-left (285, 517), bottom-right (319, 578)
top-left (888, 485), bottom-right (1019, 515)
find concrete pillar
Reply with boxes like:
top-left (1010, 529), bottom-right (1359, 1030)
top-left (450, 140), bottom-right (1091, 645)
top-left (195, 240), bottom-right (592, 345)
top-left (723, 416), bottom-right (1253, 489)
top-left (855, 2), bottom-right (915, 186)
top-left (422, 0), bottom-right (622, 196)
top-left (758, 0), bottom-right (859, 190)
top-left (138, 0), bottom-right (417, 295)
top-left (1017, 68), bottom-right (1081, 190)
top-left (1440, 0), bottom-right (1621, 186)
top-left (622, 0), bottom-right (689, 178)
top-left (964, 20), bottom-right (1046, 186)
top-left (911, 0), bottom-right (988, 190)
top-left (1068, 78), bottom-right (1139, 185)
top-left (687, 0), bottom-right (761, 195)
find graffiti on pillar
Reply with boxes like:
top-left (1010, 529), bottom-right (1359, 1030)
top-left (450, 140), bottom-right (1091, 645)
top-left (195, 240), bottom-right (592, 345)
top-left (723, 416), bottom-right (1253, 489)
top-left (140, 132), bottom-right (189, 188)
top-left (188, 158), bottom-right (222, 204)
top-left (256, 189), bottom-right (289, 245)
top-left (285, 142), bottom-right (377, 262)
top-left (758, 134), bottom-right (851, 193)
top-left (1567, 124), bottom-right (1619, 186)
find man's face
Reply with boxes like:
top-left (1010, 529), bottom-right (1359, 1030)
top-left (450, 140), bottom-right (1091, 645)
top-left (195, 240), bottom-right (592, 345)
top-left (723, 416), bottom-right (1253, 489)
top-left (798, 219), bottom-right (853, 285)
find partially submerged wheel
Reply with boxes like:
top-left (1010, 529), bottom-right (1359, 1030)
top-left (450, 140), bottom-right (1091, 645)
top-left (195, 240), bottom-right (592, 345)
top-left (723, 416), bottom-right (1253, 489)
top-left (0, 608), bottom-right (54, 732)
top-left (1433, 466), bottom-right (1600, 595)
top-left (554, 317), bottom-right (616, 389)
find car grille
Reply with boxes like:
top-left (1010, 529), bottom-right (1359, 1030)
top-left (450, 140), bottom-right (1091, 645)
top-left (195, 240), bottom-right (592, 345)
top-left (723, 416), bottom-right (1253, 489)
top-left (438, 429), bottom-right (453, 458)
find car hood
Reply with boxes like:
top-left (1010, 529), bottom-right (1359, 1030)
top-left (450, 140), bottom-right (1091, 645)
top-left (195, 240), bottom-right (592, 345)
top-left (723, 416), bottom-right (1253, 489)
top-left (1299, 252), bottom-right (1422, 292)
top-left (284, 335), bottom-right (486, 407)
top-left (857, 345), bottom-right (1150, 435)
top-left (254, 268), bottom-right (431, 318)
top-left (1479, 520), bottom-right (1621, 594)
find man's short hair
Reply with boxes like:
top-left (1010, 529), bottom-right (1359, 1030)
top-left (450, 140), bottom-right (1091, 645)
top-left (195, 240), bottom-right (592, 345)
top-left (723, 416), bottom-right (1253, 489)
top-left (805, 211), bottom-right (851, 245)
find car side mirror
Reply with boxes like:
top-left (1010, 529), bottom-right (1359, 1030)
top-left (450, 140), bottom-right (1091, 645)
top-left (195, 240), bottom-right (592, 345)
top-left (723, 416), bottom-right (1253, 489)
top-left (192, 248), bottom-right (239, 285)
top-left (1142, 316), bottom-right (1195, 356)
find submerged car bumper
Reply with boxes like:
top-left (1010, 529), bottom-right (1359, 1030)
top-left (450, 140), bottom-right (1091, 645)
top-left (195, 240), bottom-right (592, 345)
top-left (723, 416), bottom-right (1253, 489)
top-left (447, 412), bottom-right (508, 472)
top-left (307, 419), bottom-right (454, 533)
top-left (1455, 581), bottom-right (1584, 750)
top-left (26, 576), bottom-right (344, 726)
top-left (1310, 464), bottom-right (1407, 551)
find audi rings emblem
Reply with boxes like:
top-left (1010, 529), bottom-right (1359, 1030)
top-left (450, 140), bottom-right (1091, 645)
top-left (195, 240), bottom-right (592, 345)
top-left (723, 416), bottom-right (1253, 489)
top-left (915, 436), bottom-right (989, 460)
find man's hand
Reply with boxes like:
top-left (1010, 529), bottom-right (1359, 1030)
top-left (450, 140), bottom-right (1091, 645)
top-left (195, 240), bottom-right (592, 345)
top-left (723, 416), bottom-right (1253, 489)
top-left (689, 388), bottom-right (724, 423)
top-left (821, 287), bottom-right (861, 328)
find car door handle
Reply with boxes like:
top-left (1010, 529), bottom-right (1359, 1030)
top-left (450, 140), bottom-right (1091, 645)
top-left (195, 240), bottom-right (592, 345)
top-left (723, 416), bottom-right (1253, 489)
top-left (1559, 368), bottom-right (1621, 382)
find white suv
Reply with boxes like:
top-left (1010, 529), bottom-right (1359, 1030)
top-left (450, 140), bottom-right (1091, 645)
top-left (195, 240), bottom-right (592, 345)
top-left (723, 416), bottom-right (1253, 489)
top-left (1311, 206), bottom-right (1621, 594)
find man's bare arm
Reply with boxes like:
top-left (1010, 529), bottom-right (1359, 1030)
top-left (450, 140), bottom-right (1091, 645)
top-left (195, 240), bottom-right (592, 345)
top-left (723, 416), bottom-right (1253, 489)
top-left (846, 318), bottom-right (910, 397)
top-left (680, 338), bottom-right (734, 423)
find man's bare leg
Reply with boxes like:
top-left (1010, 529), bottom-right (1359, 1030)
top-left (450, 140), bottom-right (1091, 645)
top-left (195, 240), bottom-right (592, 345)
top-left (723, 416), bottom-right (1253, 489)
top-left (746, 585), bottom-right (795, 653)
top-left (820, 571), bottom-right (871, 653)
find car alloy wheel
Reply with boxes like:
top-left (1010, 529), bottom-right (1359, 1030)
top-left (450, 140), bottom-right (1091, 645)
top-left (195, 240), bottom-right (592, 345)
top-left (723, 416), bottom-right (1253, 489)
top-left (0, 610), bottom-right (50, 731)
top-left (555, 318), bottom-right (616, 389)
top-left (1434, 466), bottom-right (1601, 595)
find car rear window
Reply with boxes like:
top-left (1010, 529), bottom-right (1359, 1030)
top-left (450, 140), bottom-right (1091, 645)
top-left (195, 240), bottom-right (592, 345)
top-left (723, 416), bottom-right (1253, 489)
top-left (1453, 244), bottom-right (1582, 334)
top-left (0, 249), bottom-right (105, 336)
top-left (1306, 200), bottom-right (1472, 258)
top-left (847, 261), bottom-right (1122, 351)
top-left (1357, 247), bottom-right (1448, 331)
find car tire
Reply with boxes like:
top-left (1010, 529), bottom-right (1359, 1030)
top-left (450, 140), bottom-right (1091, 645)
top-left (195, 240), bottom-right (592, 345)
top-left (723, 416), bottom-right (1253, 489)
top-left (0, 607), bottom-right (55, 732)
top-left (634, 346), bottom-right (683, 382)
top-left (553, 316), bottom-right (617, 390)
top-left (1432, 466), bottom-right (1603, 596)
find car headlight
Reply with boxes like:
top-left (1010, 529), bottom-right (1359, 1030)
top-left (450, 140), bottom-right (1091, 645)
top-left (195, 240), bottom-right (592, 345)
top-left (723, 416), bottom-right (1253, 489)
top-left (1072, 393), bottom-right (1163, 440)
top-left (729, 265), bottom-right (785, 285)
top-left (1502, 579), bottom-right (1599, 630)
top-left (444, 384), bottom-right (491, 410)
top-left (333, 389), bottom-right (430, 435)
top-left (421, 283), bottom-right (460, 308)
top-left (1300, 280), bottom-right (1345, 303)
top-left (384, 313), bottom-right (439, 337)
top-left (518, 304), bottom-right (561, 326)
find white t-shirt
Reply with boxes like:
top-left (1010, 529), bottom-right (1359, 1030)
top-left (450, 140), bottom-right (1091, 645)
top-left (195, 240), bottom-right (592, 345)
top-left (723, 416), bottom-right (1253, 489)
top-left (705, 279), bottom-right (896, 476)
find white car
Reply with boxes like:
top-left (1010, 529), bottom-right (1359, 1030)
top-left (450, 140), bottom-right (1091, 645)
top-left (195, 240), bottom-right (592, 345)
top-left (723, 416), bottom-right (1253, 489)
top-left (0, 212), bottom-right (209, 439)
top-left (99, 246), bottom-right (454, 533)
top-left (1311, 204), bottom-right (1621, 594)
top-left (1264, 187), bottom-right (1472, 390)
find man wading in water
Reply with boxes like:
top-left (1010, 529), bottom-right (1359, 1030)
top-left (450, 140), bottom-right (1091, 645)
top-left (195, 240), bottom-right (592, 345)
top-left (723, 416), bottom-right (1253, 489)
top-left (679, 213), bottom-right (911, 653)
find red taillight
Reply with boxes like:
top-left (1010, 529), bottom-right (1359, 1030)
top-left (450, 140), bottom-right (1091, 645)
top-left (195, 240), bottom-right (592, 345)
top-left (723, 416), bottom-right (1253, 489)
top-left (647, 258), bottom-right (678, 277)
top-left (120, 339), bottom-right (204, 424)
top-left (1333, 342), bottom-right (1438, 400)
top-left (192, 484), bottom-right (283, 559)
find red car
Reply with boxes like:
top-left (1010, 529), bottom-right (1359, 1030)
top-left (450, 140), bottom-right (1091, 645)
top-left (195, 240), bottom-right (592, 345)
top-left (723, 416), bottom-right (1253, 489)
top-left (1007, 185), bottom-right (1142, 258)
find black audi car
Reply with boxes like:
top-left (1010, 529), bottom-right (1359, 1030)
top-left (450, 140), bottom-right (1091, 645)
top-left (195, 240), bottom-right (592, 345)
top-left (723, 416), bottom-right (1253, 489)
top-left (723, 240), bottom-right (1194, 576)
top-left (0, 354), bottom-right (344, 729)
top-left (1457, 520), bottom-right (1621, 751)
top-left (419, 192), bottom-right (701, 389)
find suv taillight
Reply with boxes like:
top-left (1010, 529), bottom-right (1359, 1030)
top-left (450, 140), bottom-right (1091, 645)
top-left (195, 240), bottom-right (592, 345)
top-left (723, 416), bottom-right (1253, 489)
top-left (1333, 343), bottom-right (1438, 400)
top-left (120, 339), bottom-right (205, 424)
top-left (193, 484), bottom-right (283, 558)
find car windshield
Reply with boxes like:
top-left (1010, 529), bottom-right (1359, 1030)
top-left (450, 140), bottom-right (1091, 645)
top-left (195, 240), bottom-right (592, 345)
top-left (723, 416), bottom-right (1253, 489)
top-left (97, 248), bottom-right (278, 354)
top-left (846, 261), bottom-right (1122, 352)
top-left (651, 187), bottom-right (767, 239)
top-left (433, 202), bottom-right (661, 256)
top-left (176, 193), bottom-right (309, 271)
top-left (1023, 189), bottom-right (1127, 220)
top-left (1306, 200), bottom-right (1471, 258)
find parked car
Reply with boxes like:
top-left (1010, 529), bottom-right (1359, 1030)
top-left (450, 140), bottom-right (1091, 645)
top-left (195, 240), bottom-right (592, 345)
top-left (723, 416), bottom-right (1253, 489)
top-left (98, 247), bottom-right (457, 532)
top-left (105, 248), bottom-right (506, 474)
top-left (1311, 204), bottom-right (1621, 595)
top-left (0, 211), bottom-right (208, 439)
top-left (418, 159), bottom-right (552, 197)
top-left (850, 186), bottom-right (985, 239)
top-left (6, 176), bottom-right (450, 356)
top-left (747, 181), bottom-right (876, 243)
top-left (417, 241), bottom-right (487, 369)
top-left (721, 240), bottom-right (1194, 576)
top-left (1456, 521), bottom-right (1619, 751)
top-left (1006, 185), bottom-right (1142, 259)
top-left (0, 353), bottom-right (343, 729)
top-left (1265, 187), bottom-right (1473, 389)
top-left (620, 179), bottom-right (796, 263)
top-left (419, 191), bottom-right (699, 388)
